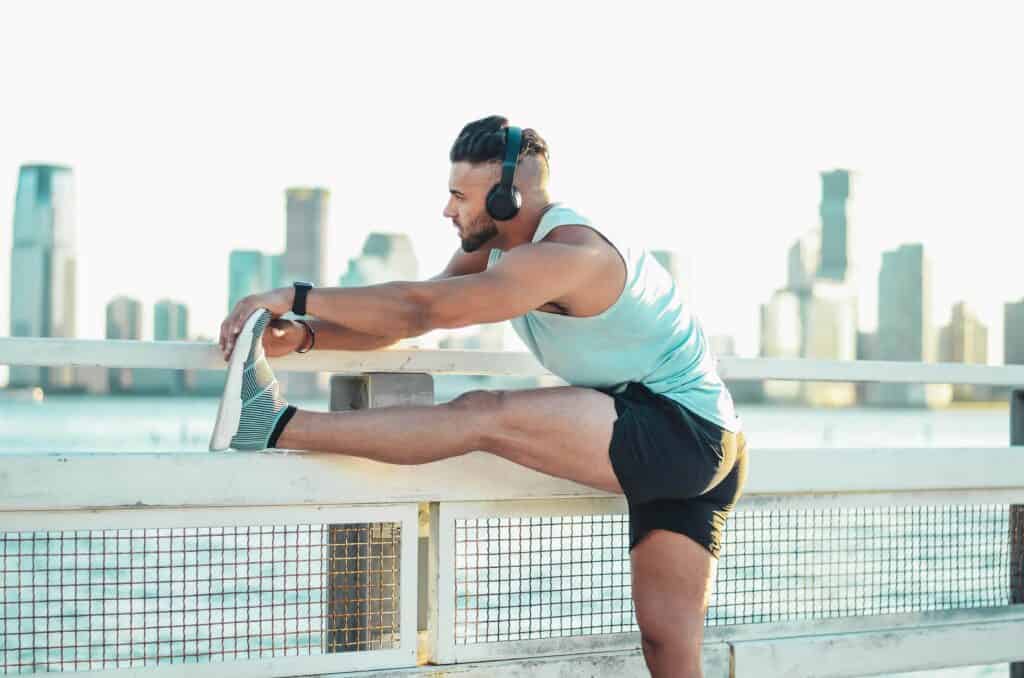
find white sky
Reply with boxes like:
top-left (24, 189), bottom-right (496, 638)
top-left (1, 0), bottom-right (1022, 361)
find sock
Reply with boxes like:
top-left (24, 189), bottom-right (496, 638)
top-left (228, 312), bottom-right (291, 450)
top-left (268, 405), bottom-right (298, 448)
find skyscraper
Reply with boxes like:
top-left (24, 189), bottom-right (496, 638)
top-left (871, 244), bottom-right (950, 407)
top-left (362, 233), bottom-right (419, 280)
top-left (340, 233), bottom-right (420, 287)
top-left (802, 280), bottom-right (858, 407)
top-left (939, 301), bottom-right (989, 401)
top-left (760, 290), bottom-right (803, 402)
top-left (8, 164), bottom-right (77, 390)
top-left (134, 299), bottom-right (190, 394)
top-left (106, 297), bottom-right (142, 392)
top-left (228, 250), bottom-right (264, 311)
top-left (817, 169), bottom-right (852, 282)
top-left (787, 229), bottom-right (820, 292)
top-left (284, 188), bottom-right (329, 287)
top-left (1006, 299), bottom-right (1024, 366)
top-left (229, 250), bottom-right (284, 311)
top-left (154, 299), bottom-right (188, 341)
top-left (283, 188), bottom-right (329, 397)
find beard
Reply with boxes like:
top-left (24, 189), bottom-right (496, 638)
top-left (460, 213), bottom-right (500, 253)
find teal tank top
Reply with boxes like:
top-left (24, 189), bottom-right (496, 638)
top-left (487, 204), bottom-right (742, 433)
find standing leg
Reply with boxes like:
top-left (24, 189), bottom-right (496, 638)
top-left (631, 529), bottom-right (718, 678)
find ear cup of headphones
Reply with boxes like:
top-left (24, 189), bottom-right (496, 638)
top-left (486, 183), bottom-right (522, 221)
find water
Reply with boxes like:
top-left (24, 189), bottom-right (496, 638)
top-left (0, 384), bottom-right (1012, 454)
top-left (0, 389), bottom-right (1015, 675)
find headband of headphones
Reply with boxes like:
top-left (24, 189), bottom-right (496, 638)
top-left (499, 126), bottom-right (523, 190)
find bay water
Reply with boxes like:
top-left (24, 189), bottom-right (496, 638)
top-left (0, 382), bottom-right (1015, 675)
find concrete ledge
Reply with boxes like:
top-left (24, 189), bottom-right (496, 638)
top-left (305, 643), bottom-right (730, 677)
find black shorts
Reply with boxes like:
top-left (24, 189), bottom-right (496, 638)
top-left (596, 382), bottom-right (748, 559)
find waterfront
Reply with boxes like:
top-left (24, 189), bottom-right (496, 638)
top-left (0, 386), bottom-right (1016, 676)
top-left (0, 383), bottom-right (1011, 454)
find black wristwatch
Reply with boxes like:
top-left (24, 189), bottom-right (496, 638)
top-left (292, 281), bottom-right (313, 316)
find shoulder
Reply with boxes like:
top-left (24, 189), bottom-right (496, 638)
top-left (534, 204), bottom-right (598, 247)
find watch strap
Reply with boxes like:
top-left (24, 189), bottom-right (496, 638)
top-left (292, 282), bottom-right (312, 316)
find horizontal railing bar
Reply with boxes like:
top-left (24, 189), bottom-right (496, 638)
top-left (0, 503), bottom-right (418, 531)
top-left (718, 356), bottom-right (1024, 386)
top-left (1, 447), bottom-right (1022, 512)
top-left (0, 337), bottom-right (549, 376)
top-left (2, 337), bottom-right (1024, 385)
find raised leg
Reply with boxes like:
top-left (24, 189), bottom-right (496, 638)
top-left (277, 386), bottom-right (623, 494)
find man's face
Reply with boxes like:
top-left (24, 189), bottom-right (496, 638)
top-left (443, 161), bottom-right (500, 253)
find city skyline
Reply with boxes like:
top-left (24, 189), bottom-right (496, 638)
top-left (5, 166), bottom-right (1024, 362)
top-left (7, 165), bottom-right (1023, 402)
top-left (1, 2), bottom-right (1022, 365)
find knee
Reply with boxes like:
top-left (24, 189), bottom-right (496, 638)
top-left (449, 389), bottom-right (505, 413)
top-left (447, 389), bottom-right (507, 447)
top-left (637, 615), bottom-right (703, 676)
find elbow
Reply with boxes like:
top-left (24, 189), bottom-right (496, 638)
top-left (401, 284), bottom-right (443, 336)
top-left (417, 299), bottom-right (469, 333)
top-left (399, 282), bottom-right (469, 334)
top-left (415, 301), bottom-right (455, 334)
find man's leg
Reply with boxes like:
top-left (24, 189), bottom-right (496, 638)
top-left (631, 529), bottom-right (718, 678)
top-left (277, 386), bottom-right (623, 494)
top-left (277, 385), bottom-right (714, 674)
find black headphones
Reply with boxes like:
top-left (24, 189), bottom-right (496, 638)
top-left (485, 126), bottom-right (523, 221)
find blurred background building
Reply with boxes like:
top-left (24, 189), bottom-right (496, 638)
top-left (758, 170), bottom-right (858, 407)
top-left (939, 301), bottom-right (990, 402)
top-left (133, 299), bottom-right (189, 395)
top-left (8, 164), bottom-right (77, 391)
top-left (866, 243), bottom-right (951, 407)
top-left (229, 250), bottom-right (284, 311)
top-left (340, 232), bottom-right (419, 287)
top-left (280, 187), bottom-right (330, 397)
top-left (105, 296), bottom-right (142, 393)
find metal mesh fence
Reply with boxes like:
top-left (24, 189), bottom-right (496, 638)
top-left (1, 522), bottom-right (401, 673)
top-left (455, 515), bottom-right (634, 642)
top-left (454, 504), bottom-right (1023, 644)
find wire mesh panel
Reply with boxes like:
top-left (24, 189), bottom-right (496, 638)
top-left (0, 521), bottom-right (403, 674)
top-left (454, 515), bottom-right (634, 644)
top-left (451, 503), bottom-right (1022, 646)
top-left (710, 504), bottom-right (1018, 625)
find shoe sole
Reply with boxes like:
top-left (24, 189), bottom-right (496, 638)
top-left (208, 309), bottom-right (265, 451)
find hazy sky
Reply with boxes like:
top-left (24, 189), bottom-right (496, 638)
top-left (1, 1), bottom-right (1021, 361)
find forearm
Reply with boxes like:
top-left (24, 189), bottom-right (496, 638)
top-left (305, 319), bottom-right (400, 351)
top-left (303, 282), bottom-right (427, 338)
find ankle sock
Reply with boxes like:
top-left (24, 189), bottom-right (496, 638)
top-left (268, 405), bottom-right (298, 448)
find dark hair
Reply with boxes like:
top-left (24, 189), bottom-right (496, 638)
top-left (449, 115), bottom-right (549, 166)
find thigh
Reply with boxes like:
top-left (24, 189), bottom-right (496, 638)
top-left (473, 386), bottom-right (624, 495)
top-left (630, 528), bottom-right (717, 656)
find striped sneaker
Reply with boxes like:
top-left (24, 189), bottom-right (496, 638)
top-left (209, 308), bottom-right (291, 451)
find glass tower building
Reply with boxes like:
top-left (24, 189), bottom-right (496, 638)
top-left (8, 164), bottom-right (77, 390)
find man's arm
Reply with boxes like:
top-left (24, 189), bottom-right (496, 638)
top-left (303, 242), bottom-right (602, 336)
top-left (304, 247), bottom-right (490, 350)
top-left (303, 319), bottom-right (401, 351)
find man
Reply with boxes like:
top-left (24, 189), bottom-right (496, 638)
top-left (213, 115), bottom-right (747, 677)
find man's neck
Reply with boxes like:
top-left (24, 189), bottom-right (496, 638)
top-left (503, 199), bottom-right (558, 250)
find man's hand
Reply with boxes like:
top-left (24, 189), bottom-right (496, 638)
top-left (219, 288), bottom-right (293, 361)
top-left (263, 319), bottom-right (309, 358)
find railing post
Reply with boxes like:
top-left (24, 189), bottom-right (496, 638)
top-left (324, 373), bottom-right (434, 656)
top-left (1011, 389), bottom-right (1024, 678)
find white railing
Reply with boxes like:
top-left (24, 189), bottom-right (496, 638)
top-left (1, 336), bottom-right (1023, 678)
